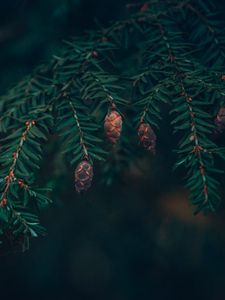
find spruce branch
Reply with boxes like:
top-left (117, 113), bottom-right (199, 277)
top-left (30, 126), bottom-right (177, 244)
top-left (1, 0), bottom-right (225, 250)
top-left (0, 120), bottom-right (50, 249)
top-left (0, 121), bottom-right (36, 206)
top-left (181, 1), bottom-right (225, 67)
top-left (69, 100), bottom-right (89, 160)
top-left (133, 8), bottom-right (225, 211)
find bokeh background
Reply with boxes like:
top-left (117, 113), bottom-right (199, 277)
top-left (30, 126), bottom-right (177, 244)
top-left (1, 1), bottom-right (225, 299)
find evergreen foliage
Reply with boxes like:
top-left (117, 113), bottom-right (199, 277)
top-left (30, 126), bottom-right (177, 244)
top-left (1, 0), bottom-right (225, 250)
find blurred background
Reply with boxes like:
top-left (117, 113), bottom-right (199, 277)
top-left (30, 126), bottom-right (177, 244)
top-left (1, 0), bottom-right (225, 299)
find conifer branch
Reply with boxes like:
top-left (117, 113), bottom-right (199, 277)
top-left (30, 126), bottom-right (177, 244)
top-left (69, 100), bottom-right (89, 159)
top-left (133, 9), bottom-right (225, 211)
top-left (0, 121), bottom-right (35, 206)
top-left (181, 2), bottom-right (225, 66)
top-left (1, 0), bottom-right (225, 249)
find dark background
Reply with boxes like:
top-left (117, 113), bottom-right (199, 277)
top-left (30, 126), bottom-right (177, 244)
top-left (1, 1), bottom-right (225, 299)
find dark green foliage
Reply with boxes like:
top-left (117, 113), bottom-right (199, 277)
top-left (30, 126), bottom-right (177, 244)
top-left (1, 0), bottom-right (225, 250)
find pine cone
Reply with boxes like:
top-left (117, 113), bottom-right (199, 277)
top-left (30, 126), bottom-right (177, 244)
top-left (138, 123), bottom-right (156, 153)
top-left (104, 110), bottom-right (122, 144)
top-left (75, 160), bottom-right (93, 192)
top-left (215, 106), bottom-right (225, 132)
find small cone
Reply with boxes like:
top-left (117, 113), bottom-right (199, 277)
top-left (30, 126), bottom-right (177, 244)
top-left (138, 123), bottom-right (156, 153)
top-left (104, 110), bottom-right (122, 144)
top-left (215, 106), bottom-right (225, 133)
top-left (75, 160), bottom-right (93, 192)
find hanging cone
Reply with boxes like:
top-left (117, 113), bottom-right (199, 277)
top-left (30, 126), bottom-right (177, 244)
top-left (138, 123), bottom-right (156, 153)
top-left (215, 106), bottom-right (225, 133)
top-left (75, 160), bottom-right (93, 192)
top-left (104, 110), bottom-right (122, 144)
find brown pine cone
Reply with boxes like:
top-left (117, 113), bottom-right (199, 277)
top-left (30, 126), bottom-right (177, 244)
top-left (104, 110), bottom-right (122, 144)
top-left (138, 123), bottom-right (156, 153)
top-left (215, 106), bottom-right (225, 132)
top-left (75, 160), bottom-right (93, 192)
